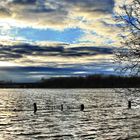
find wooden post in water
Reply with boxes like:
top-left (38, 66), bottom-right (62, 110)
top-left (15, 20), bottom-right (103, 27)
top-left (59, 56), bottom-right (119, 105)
top-left (33, 103), bottom-right (37, 113)
top-left (61, 104), bottom-right (63, 111)
top-left (128, 100), bottom-right (131, 109)
top-left (80, 104), bottom-right (84, 111)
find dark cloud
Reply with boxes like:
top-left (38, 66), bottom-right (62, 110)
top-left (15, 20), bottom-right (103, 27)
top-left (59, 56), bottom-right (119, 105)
top-left (0, 65), bottom-right (85, 82)
top-left (0, 61), bottom-right (117, 82)
top-left (12, 0), bottom-right (37, 5)
top-left (66, 0), bottom-right (115, 14)
top-left (0, 43), bottom-right (114, 61)
top-left (0, 6), bottom-right (11, 17)
top-left (30, 8), bottom-right (55, 13)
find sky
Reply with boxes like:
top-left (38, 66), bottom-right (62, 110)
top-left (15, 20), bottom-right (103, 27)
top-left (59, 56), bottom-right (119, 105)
top-left (0, 0), bottom-right (130, 82)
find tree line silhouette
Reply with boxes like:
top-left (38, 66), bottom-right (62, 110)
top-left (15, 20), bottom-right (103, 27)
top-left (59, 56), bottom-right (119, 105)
top-left (0, 74), bottom-right (140, 88)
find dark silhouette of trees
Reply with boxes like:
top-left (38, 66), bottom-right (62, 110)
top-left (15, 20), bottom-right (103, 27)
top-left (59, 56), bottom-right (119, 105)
top-left (114, 0), bottom-right (140, 75)
top-left (39, 75), bottom-right (140, 88)
top-left (0, 75), bottom-right (140, 88)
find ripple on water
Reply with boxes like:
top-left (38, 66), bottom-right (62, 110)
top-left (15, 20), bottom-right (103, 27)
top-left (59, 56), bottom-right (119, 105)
top-left (0, 89), bottom-right (140, 140)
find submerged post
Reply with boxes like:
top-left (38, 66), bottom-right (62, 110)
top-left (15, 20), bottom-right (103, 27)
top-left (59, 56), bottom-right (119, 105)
top-left (61, 104), bottom-right (63, 111)
top-left (128, 100), bottom-right (131, 109)
top-left (80, 104), bottom-right (84, 111)
top-left (33, 103), bottom-right (37, 113)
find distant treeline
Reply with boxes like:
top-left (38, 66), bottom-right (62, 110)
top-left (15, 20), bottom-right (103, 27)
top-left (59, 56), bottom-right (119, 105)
top-left (0, 75), bottom-right (140, 88)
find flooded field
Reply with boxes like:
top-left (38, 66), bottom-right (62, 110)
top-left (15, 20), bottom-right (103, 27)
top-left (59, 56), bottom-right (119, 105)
top-left (0, 89), bottom-right (140, 140)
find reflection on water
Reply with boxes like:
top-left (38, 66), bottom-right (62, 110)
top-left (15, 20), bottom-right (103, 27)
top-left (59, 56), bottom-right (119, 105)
top-left (0, 89), bottom-right (140, 140)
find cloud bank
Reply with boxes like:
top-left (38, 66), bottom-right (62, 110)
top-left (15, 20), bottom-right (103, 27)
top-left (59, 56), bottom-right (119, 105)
top-left (0, 0), bottom-right (114, 28)
top-left (0, 43), bottom-right (114, 65)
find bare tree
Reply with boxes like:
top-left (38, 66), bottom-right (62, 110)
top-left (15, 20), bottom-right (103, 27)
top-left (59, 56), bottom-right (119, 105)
top-left (114, 0), bottom-right (140, 76)
top-left (114, 0), bottom-right (140, 105)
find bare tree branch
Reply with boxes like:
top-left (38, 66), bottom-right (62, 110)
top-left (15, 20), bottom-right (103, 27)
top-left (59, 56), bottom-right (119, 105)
top-left (114, 0), bottom-right (140, 76)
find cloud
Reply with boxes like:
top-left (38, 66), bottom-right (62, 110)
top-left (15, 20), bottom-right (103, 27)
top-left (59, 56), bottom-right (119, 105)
top-left (12, 0), bottom-right (37, 5)
top-left (67, 0), bottom-right (114, 16)
top-left (0, 43), bottom-right (114, 60)
top-left (0, 7), bottom-right (11, 18)
top-left (0, 0), bottom-right (115, 29)
top-left (0, 0), bottom-right (122, 47)
top-left (0, 61), bottom-right (117, 82)
top-left (0, 42), bottom-right (114, 68)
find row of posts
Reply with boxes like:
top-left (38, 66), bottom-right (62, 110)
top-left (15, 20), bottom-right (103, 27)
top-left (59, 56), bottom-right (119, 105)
top-left (33, 101), bottom-right (131, 113)
top-left (33, 103), bottom-right (84, 113)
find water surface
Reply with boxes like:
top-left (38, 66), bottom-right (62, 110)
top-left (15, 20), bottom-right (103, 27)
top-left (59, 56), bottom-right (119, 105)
top-left (0, 89), bottom-right (140, 140)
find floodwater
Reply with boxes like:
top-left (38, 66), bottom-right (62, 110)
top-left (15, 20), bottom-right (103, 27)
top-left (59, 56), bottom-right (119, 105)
top-left (0, 89), bottom-right (140, 140)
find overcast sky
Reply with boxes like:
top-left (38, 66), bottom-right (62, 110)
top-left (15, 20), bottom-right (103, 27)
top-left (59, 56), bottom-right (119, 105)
top-left (0, 0), bottom-right (130, 82)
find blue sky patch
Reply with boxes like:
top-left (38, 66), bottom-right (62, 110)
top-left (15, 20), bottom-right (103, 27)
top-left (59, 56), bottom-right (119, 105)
top-left (12, 27), bottom-right (83, 43)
